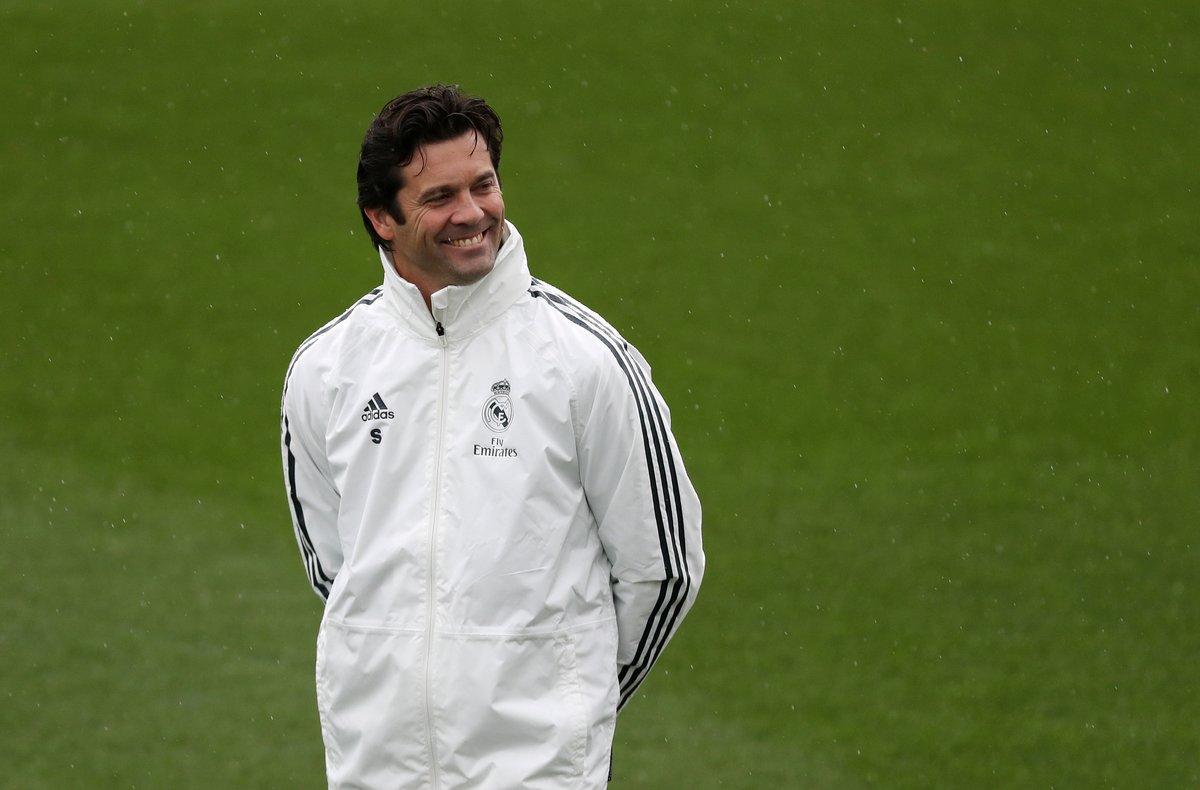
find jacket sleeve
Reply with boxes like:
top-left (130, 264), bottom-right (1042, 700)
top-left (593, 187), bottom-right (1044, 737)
top-left (280, 353), bottom-right (344, 602)
top-left (577, 342), bottom-right (705, 712)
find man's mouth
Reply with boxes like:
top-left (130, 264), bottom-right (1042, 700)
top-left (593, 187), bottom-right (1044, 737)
top-left (442, 228), bottom-right (488, 248)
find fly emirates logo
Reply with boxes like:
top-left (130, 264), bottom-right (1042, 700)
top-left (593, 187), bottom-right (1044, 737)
top-left (474, 436), bottom-right (518, 458)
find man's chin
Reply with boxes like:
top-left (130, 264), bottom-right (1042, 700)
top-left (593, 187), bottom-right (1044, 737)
top-left (454, 242), bottom-right (501, 269)
top-left (444, 255), bottom-right (497, 286)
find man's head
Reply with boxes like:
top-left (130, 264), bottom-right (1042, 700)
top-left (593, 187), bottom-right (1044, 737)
top-left (357, 85), bottom-right (505, 299)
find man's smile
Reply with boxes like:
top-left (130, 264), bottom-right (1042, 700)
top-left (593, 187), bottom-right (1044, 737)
top-left (442, 227), bottom-right (489, 248)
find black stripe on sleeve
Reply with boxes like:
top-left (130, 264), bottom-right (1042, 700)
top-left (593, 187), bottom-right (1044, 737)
top-left (534, 283), bottom-right (692, 707)
top-left (529, 284), bottom-right (692, 707)
top-left (283, 415), bottom-right (332, 599)
top-left (279, 288), bottom-right (383, 600)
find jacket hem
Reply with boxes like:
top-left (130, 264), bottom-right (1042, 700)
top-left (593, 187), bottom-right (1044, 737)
top-left (324, 614), bottom-right (617, 638)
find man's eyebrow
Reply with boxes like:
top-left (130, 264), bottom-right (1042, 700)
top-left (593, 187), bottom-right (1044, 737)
top-left (417, 172), bottom-right (495, 201)
top-left (416, 184), bottom-right (453, 201)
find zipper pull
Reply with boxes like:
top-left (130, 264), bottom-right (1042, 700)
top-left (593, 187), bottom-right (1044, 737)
top-left (435, 321), bottom-right (445, 337)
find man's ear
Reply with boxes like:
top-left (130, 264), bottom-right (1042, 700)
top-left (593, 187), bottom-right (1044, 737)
top-left (363, 206), bottom-right (397, 243)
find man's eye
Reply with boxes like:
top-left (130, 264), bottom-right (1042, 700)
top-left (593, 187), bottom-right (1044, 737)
top-left (427, 194), bottom-right (450, 204)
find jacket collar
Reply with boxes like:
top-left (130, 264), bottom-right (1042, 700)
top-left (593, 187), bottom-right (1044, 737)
top-left (377, 220), bottom-right (531, 341)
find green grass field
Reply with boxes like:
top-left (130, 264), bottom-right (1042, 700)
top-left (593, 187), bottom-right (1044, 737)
top-left (2, 1), bottom-right (1197, 786)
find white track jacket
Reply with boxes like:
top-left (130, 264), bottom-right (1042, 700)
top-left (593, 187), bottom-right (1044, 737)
top-left (280, 222), bottom-right (704, 789)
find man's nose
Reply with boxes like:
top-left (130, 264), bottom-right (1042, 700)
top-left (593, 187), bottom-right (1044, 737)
top-left (450, 192), bottom-right (485, 224)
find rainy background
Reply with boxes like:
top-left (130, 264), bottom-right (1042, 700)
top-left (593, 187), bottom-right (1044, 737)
top-left (2, 1), bottom-right (1197, 787)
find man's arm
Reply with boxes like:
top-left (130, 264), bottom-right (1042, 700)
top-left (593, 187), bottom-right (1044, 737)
top-left (577, 340), bottom-right (705, 712)
top-left (280, 356), bottom-right (343, 601)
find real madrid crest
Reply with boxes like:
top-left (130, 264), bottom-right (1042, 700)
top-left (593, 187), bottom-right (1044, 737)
top-left (482, 379), bottom-right (514, 432)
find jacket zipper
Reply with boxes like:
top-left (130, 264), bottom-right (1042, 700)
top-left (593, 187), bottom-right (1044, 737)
top-left (425, 318), bottom-right (447, 788)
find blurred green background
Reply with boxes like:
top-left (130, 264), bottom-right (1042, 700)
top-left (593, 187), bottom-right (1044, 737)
top-left (2, 1), bottom-right (1197, 786)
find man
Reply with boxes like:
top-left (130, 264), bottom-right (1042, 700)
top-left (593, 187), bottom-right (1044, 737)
top-left (280, 84), bottom-right (704, 789)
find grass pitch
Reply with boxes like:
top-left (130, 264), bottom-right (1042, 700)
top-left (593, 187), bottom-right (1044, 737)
top-left (1, 1), bottom-right (1197, 786)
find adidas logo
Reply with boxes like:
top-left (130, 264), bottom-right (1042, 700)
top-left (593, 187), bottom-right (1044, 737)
top-left (360, 392), bottom-right (395, 422)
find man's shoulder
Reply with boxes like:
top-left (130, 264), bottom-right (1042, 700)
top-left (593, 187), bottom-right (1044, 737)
top-left (284, 287), bottom-right (385, 391)
top-left (526, 277), bottom-right (629, 350)
top-left (524, 277), bottom-right (650, 379)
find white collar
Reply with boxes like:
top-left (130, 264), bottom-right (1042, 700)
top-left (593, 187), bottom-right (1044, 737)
top-left (377, 220), bottom-right (530, 341)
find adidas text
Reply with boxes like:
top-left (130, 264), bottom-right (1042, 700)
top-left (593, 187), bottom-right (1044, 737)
top-left (362, 410), bottom-right (395, 422)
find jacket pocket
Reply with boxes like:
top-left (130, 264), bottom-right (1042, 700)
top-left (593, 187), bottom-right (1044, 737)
top-left (317, 619), bottom-right (427, 789)
top-left (553, 634), bottom-right (591, 769)
top-left (434, 630), bottom-right (590, 787)
top-left (313, 618), bottom-right (339, 769)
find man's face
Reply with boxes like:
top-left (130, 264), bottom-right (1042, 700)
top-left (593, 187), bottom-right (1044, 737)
top-left (367, 131), bottom-right (505, 299)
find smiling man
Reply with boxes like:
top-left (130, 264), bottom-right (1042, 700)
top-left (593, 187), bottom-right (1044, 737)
top-left (280, 85), bottom-right (704, 789)
top-left (363, 128), bottom-right (505, 300)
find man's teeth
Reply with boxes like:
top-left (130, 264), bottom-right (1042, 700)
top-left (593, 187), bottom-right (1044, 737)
top-left (446, 232), bottom-right (485, 247)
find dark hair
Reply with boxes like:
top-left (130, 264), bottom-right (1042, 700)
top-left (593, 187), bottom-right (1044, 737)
top-left (356, 84), bottom-right (504, 250)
